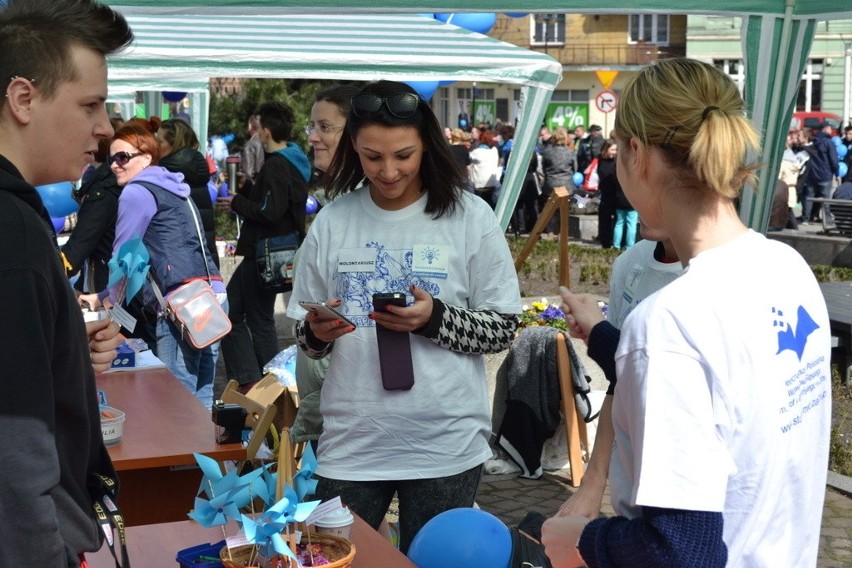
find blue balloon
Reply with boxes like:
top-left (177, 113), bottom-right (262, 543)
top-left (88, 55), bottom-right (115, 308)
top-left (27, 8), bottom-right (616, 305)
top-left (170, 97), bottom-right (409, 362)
top-left (837, 144), bottom-right (848, 159)
top-left (404, 80), bottom-right (440, 101)
top-left (831, 135), bottom-right (842, 146)
top-left (162, 91), bottom-right (187, 103)
top-left (572, 172), bottom-right (585, 187)
top-left (207, 181), bottom-right (218, 206)
top-left (407, 508), bottom-right (512, 568)
top-left (505, 13), bottom-right (528, 18)
top-left (840, 162), bottom-right (849, 179)
top-left (435, 13), bottom-right (497, 35)
top-left (51, 216), bottom-right (66, 234)
top-left (306, 195), bottom-right (319, 215)
top-left (36, 182), bottom-right (79, 217)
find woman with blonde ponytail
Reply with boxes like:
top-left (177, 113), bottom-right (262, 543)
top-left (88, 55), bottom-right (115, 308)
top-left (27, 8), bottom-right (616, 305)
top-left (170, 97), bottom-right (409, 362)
top-left (543, 58), bottom-right (832, 567)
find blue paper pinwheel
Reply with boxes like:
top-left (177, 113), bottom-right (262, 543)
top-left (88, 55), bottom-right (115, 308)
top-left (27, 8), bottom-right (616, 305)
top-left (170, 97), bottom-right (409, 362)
top-left (193, 453), bottom-right (264, 510)
top-left (106, 237), bottom-right (150, 304)
top-left (242, 496), bottom-right (321, 559)
top-left (292, 443), bottom-right (319, 502)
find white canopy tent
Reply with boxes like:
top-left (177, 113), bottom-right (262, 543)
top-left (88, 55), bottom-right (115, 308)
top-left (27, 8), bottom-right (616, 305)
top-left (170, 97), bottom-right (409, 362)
top-left (105, 12), bottom-right (562, 231)
top-left (105, 1), bottom-right (852, 233)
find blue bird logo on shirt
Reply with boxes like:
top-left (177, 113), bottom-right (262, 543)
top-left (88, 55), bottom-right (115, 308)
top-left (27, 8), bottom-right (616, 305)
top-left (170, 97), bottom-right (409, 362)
top-left (774, 306), bottom-right (819, 361)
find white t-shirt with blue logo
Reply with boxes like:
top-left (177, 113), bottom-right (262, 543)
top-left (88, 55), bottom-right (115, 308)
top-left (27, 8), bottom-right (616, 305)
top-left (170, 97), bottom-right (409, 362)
top-left (610, 230), bottom-right (831, 566)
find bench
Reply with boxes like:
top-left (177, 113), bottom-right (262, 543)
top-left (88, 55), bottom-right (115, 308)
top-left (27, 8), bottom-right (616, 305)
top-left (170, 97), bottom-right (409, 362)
top-left (811, 198), bottom-right (852, 236)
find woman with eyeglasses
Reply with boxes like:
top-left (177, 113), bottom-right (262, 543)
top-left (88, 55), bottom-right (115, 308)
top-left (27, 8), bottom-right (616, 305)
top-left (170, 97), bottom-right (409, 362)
top-left (290, 83), bottom-right (361, 448)
top-left (157, 118), bottom-right (219, 268)
top-left (541, 58), bottom-right (831, 567)
top-left (81, 122), bottom-right (226, 409)
top-left (287, 80), bottom-right (521, 553)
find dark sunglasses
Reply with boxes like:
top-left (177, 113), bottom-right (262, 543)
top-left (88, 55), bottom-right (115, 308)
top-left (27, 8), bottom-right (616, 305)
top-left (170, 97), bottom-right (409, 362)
top-left (351, 92), bottom-right (421, 119)
top-left (107, 151), bottom-right (142, 167)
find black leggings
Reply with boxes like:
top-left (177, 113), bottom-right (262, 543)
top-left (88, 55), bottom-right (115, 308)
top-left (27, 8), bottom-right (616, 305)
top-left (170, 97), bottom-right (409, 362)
top-left (315, 464), bottom-right (483, 553)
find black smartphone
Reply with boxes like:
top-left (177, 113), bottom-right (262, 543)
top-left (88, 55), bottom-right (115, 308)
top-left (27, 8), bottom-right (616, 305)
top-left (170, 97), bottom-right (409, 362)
top-left (372, 292), bottom-right (414, 391)
top-left (372, 292), bottom-right (406, 312)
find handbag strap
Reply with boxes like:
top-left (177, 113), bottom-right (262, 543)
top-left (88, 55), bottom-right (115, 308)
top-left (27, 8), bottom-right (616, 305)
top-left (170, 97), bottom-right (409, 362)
top-left (134, 180), bottom-right (213, 283)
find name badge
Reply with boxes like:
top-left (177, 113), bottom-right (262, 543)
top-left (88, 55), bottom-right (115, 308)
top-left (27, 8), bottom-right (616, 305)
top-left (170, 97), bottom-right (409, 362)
top-left (411, 244), bottom-right (449, 279)
top-left (338, 248), bottom-right (376, 273)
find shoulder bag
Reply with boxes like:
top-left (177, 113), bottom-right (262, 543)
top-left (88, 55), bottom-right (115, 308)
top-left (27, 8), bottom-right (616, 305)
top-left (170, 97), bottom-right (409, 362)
top-left (255, 231), bottom-right (300, 293)
top-left (149, 198), bottom-right (231, 349)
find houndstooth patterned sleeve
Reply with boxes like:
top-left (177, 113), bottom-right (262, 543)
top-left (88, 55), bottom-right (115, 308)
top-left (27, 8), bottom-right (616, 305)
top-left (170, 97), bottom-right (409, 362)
top-left (295, 319), bottom-right (334, 359)
top-left (414, 298), bottom-right (518, 354)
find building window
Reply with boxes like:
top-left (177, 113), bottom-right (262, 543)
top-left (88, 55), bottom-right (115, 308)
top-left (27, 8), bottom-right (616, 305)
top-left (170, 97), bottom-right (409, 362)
top-left (532, 13), bottom-right (565, 46)
top-left (713, 59), bottom-right (745, 95)
top-left (551, 90), bottom-right (590, 102)
top-left (797, 59), bottom-right (824, 112)
top-left (629, 14), bottom-right (669, 45)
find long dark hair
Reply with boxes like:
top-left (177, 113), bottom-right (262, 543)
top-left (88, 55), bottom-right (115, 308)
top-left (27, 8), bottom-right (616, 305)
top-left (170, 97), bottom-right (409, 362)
top-left (323, 81), bottom-right (465, 219)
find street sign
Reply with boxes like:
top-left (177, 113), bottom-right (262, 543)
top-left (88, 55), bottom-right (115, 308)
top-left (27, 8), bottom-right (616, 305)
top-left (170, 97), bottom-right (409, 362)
top-left (595, 90), bottom-right (618, 114)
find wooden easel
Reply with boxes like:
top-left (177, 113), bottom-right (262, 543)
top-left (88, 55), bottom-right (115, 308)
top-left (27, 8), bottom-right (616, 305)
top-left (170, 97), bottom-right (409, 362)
top-left (512, 186), bottom-right (571, 288)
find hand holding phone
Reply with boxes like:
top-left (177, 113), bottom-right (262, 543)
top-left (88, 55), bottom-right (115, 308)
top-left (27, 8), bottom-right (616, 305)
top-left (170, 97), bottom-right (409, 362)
top-left (298, 300), bottom-right (356, 343)
top-left (372, 292), bottom-right (414, 391)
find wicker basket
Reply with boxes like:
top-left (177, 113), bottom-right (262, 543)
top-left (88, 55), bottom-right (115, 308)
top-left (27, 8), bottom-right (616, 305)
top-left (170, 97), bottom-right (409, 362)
top-left (219, 532), bottom-right (355, 568)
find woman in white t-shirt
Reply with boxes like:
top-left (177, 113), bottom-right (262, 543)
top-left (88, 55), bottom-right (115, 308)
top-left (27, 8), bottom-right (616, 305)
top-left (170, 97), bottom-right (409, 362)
top-left (542, 58), bottom-right (832, 567)
top-left (286, 80), bottom-right (521, 553)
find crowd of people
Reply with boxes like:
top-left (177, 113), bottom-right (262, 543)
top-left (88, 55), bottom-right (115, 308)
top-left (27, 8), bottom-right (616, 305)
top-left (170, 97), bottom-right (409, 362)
top-left (0, 1), bottom-right (838, 566)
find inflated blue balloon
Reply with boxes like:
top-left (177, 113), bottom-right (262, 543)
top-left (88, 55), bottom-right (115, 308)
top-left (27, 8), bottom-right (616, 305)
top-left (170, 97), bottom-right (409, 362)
top-left (832, 136), bottom-right (842, 146)
top-left (435, 13), bottom-right (497, 35)
top-left (51, 216), bottom-right (65, 234)
top-left (573, 172), bottom-right (585, 187)
top-left (306, 195), bottom-right (319, 215)
top-left (840, 162), bottom-right (848, 179)
top-left (836, 144), bottom-right (848, 159)
top-left (404, 80), bottom-right (440, 101)
top-left (36, 182), bottom-right (79, 217)
top-left (162, 91), bottom-right (187, 103)
top-left (407, 508), bottom-right (512, 568)
top-left (207, 181), bottom-right (218, 206)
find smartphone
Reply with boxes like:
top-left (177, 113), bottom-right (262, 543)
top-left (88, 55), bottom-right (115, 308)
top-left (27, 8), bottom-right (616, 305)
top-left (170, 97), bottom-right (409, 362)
top-left (372, 292), bottom-right (407, 312)
top-left (372, 292), bottom-right (414, 391)
top-left (298, 300), bottom-right (356, 328)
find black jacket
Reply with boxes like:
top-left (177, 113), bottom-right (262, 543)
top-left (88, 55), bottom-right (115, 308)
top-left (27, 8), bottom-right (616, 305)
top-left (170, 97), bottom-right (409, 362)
top-left (232, 152), bottom-right (308, 258)
top-left (159, 147), bottom-right (219, 267)
top-left (0, 154), bottom-right (114, 564)
top-left (61, 162), bottom-right (121, 292)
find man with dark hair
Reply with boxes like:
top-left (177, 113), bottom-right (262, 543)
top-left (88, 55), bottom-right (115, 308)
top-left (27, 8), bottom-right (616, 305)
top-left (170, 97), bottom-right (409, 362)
top-left (0, 0), bottom-right (133, 565)
top-left (240, 113), bottom-right (265, 184)
top-left (576, 124), bottom-right (604, 173)
top-left (219, 101), bottom-right (311, 390)
top-left (802, 122), bottom-right (839, 224)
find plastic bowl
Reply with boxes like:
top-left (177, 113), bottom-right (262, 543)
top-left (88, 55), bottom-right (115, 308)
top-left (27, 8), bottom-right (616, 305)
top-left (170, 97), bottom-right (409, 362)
top-left (100, 406), bottom-right (126, 446)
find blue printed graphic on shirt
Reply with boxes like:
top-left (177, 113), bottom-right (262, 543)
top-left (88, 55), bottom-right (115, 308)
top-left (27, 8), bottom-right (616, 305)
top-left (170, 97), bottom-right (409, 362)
top-left (773, 305), bottom-right (819, 361)
top-left (335, 242), bottom-right (440, 327)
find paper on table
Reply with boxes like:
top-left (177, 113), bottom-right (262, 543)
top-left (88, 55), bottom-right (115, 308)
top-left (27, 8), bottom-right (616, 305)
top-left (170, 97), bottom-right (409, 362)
top-left (105, 346), bottom-right (166, 372)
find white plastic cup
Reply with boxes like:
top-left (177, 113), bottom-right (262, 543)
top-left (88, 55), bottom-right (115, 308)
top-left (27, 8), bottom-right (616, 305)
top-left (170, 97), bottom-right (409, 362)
top-left (314, 507), bottom-right (354, 540)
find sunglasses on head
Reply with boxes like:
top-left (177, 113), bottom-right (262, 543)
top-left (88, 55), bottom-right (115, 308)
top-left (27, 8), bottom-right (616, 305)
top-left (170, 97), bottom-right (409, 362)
top-left (351, 92), bottom-right (421, 119)
top-left (107, 151), bottom-right (142, 167)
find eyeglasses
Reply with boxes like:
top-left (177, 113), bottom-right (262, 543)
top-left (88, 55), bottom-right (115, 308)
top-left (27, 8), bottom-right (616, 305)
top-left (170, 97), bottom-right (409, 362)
top-left (304, 123), bottom-right (345, 136)
top-left (107, 151), bottom-right (142, 167)
top-left (351, 92), bottom-right (421, 119)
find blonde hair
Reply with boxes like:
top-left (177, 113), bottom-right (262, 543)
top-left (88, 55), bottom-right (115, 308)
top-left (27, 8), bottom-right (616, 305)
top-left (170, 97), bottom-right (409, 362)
top-left (614, 58), bottom-right (761, 199)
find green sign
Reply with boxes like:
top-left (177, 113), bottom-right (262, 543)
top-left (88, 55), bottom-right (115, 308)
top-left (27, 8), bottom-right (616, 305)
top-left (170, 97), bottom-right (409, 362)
top-left (472, 101), bottom-right (496, 127)
top-left (544, 102), bottom-right (589, 131)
